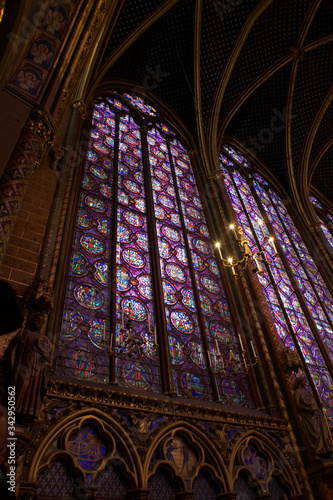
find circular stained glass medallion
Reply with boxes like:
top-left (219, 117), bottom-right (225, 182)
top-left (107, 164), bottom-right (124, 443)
top-left (124, 362), bottom-right (151, 390)
top-left (122, 154), bottom-right (138, 168)
top-left (155, 169), bottom-right (169, 183)
top-left (70, 349), bottom-right (95, 379)
top-left (80, 234), bottom-right (104, 255)
top-left (222, 379), bottom-right (246, 405)
top-left (175, 158), bottom-right (189, 171)
top-left (166, 263), bottom-right (186, 282)
top-left (152, 148), bottom-right (165, 161)
top-left (158, 194), bottom-right (174, 209)
top-left (182, 180), bottom-right (195, 193)
top-left (123, 248), bottom-right (145, 268)
top-left (96, 121), bottom-right (108, 134)
top-left (161, 225), bottom-right (180, 242)
top-left (122, 298), bottom-right (147, 321)
top-left (201, 276), bottom-right (220, 294)
top-left (123, 134), bottom-right (139, 147)
top-left (210, 323), bottom-right (232, 343)
top-left (193, 238), bottom-right (211, 254)
top-left (123, 210), bottom-right (143, 227)
top-left (170, 310), bottom-right (194, 333)
top-left (180, 372), bottom-right (205, 398)
top-left (93, 142), bottom-right (110, 155)
top-left (85, 196), bottom-right (106, 213)
top-left (169, 335), bottom-right (184, 364)
top-left (89, 164), bottom-right (108, 180)
top-left (123, 179), bottom-right (141, 194)
top-left (193, 196), bottom-right (203, 209)
top-left (75, 284), bottom-right (103, 309)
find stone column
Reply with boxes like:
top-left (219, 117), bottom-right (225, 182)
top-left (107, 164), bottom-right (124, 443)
top-left (0, 107), bottom-right (54, 262)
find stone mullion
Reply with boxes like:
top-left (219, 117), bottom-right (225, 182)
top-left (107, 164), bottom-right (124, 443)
top-left (0, 108), bottom-right (54, 263)
top-left (109, 113), bottom-right (120, 384)
top-left (140, 126), bottom-right (174, 395)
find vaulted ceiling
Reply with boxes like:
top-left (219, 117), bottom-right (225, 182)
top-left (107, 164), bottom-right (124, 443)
top-left (93, 0), bottom-right (333, 203)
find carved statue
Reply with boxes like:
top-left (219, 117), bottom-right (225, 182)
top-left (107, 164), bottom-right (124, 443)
top-left (130, 412), bottom-right (152, 434)
top-left (294, 376), bottom-right (332, 457)
top-left (13, 313), bottom-right (48, 419)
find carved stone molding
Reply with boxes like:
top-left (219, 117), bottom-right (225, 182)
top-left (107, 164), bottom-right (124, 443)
top-left (46, 379), bottom-right (288, 431)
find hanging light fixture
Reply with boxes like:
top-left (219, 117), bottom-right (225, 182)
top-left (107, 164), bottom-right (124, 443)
top-left (107, 314), bottom-right (158, 358)
top-left (215, 222), bottom-right (278, 279)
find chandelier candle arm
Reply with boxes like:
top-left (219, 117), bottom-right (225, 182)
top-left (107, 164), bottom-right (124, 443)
top-left (250, 340), bottom-right (256, 358)
top-left (215, 338), bottom-right (221, 356)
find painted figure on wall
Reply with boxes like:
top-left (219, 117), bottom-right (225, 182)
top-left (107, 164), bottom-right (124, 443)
top-left (41, 5), bottom-right (69, 39)
top-left (27, 39), bottom-right (55, 69)
top-left (166, 437), bottom-right (196, 478)
top-left (12, 67), bottom-right (42, 96)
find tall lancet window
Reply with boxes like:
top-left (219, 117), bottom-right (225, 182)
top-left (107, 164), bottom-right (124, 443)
top-left (310, 195), bottom-right (333, 248)
top-left (220, 145), bottom-right (333, 418)
top-left (57, 93), bottom-right (254, 407)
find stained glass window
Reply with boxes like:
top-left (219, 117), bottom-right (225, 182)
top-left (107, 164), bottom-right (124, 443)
top-left (57, 93), bottom-right (254, 407)
top-left (310, 195), bottom-right (333, 248)
top-left (220, 145), bottom-right (333, 417)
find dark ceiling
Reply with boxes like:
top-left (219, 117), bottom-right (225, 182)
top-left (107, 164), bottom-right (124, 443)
top-left (98, 0), bottom-right (333, 202)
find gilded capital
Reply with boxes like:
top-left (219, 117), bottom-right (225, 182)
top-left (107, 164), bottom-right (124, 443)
top-left (24, 108), bottom-right (55, 151)
top-left (73, 99), bottom-right (87, 120)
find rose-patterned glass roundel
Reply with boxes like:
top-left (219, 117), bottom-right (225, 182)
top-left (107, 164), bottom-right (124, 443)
top-left (122, 298), bottom-right (147, 321)
top-left (170, 310), bottom-right (194, 333)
